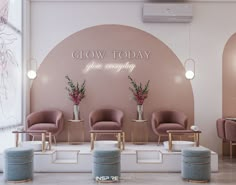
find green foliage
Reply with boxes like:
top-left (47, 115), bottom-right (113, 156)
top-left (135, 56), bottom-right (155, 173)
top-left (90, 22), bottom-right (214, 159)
top-left (65, 75), bottom-right (86, 105)
top-left (128, 76), bottom-right (150, 94)
top-left (128, 76), bottom-right (150, 105)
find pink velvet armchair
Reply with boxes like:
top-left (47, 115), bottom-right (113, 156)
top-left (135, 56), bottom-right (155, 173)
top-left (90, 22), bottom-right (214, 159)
top-left (89, 109), bottom-right (124, 130)
top-left (216, 118), bottom-right (227, 158)
top-left (151, 110), bottom-right (188, 143)
top-left (26, 110), bottom-right (64, 144)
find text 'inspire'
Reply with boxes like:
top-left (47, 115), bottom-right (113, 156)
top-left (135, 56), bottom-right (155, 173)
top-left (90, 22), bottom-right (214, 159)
top-left (72, 50), bottom-right (151, 60)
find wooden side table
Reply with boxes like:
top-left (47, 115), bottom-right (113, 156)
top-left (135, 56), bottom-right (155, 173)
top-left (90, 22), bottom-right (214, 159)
top-left (67, 120), bottom-right (85, 144)
top-left (131, 120), bottom-right (148, 144)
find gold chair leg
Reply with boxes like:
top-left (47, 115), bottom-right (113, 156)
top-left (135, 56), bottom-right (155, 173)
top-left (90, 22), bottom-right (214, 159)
top-left (122, 132), bottom-right (125, 150)
top-left (90, 133), bottom-right (95, 151)
top-left (53, 136), bottom-right (57, 145)
top-left (196, 133), bottom-right (200, 147)
top-left (158, 135), bottom-right (161, 145)
top-left (222, 140), bottom-right (224, 160)
top-left (42, 133), bottom-right (46, 152)
top-left (168, 133), bottom-right (172, 152)
top-left (230, 141), bottom-right (232, 159)
top-left (48, 132), bottom-right (52, 150)
top-left (15, 133), bottom-right (19, 147)
top-left (117, 133), bottom-right (121, 150)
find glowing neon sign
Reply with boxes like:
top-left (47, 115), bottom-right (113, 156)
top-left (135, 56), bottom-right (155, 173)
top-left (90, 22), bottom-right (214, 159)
top-left (83, 61), bottom-right (136, 73)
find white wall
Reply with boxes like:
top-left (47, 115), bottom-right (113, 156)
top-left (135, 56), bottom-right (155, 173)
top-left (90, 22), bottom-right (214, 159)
top-left (29, 0), bottom-right (236, 153)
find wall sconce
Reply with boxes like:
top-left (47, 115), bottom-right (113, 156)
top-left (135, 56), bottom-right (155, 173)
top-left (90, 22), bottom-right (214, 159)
top-left (27, 70), bottom-right (37, 79)
top-left (184, 58), bottom-right (195, 80)
top-left (27, 58), bottom-right (37, 80)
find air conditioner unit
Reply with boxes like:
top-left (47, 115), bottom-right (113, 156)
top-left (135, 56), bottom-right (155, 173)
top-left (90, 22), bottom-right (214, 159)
top-left (142, 3), bottom-right (193, 23)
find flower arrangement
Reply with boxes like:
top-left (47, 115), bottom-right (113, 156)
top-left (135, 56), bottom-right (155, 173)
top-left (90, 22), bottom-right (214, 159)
top-left (128, 76), bottom-right (150, 105)
top-left (65, 75), bottom-right (86, 105)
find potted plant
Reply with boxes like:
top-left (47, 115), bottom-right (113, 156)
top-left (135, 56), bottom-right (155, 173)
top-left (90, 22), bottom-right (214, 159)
top-left (65, 75), bottom-right (86, 120)
top-left (128, 76), bottom-right (150, 120)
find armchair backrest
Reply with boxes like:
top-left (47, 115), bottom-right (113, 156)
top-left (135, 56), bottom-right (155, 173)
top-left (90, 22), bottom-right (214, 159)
top-left (27, 110), bottom-right (63, 128)
top-left (89, 109), bottom-right (124, 127)
top-left (158, 111), bottom-right (187, 123)
top-left (216, 118), bottom-right (226, 139)
top-left (225, 120), bottom-right (236, 142)
top-left (152, 110), bottom-right (188, 129)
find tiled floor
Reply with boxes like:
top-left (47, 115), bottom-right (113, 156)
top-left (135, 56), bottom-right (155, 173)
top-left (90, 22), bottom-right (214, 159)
top-left (0, 158), bottom-right (236, 185)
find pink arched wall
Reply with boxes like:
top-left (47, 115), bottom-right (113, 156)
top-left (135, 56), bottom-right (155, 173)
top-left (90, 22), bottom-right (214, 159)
top-left (223, 33), bottom-right (236, 118)
top-left (30, 25), bottom-right (194, 142)
top-left (222, 33), bottom-right (236, 156)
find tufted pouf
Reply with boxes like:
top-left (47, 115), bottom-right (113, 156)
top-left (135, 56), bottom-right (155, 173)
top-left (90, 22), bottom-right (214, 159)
top-left (181, 147), bottom-right (211, 182)
top-left (4, 147), bottom-right (34, 183)
top-left (92, 148), bottom-right (120, 182)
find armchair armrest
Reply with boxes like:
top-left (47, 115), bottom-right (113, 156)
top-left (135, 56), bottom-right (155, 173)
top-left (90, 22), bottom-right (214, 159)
top-left (89, 111), bottom-right (97, 128)
top-left (151, 112), bottom-right (160, 135)
top-left (113, 110), bottom-right (124, 127)
top-left (26, 111), bottom-right (43, 128)
top-left (55, 111), bottom-right (63, 127)
top-left (177, 114), bottom-right (188, 129)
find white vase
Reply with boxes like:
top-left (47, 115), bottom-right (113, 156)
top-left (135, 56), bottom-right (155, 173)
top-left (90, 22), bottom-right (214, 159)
top-left (137, 104), bottom-right (144, 120)
top-left (73, 104), bottom-right (80, 120)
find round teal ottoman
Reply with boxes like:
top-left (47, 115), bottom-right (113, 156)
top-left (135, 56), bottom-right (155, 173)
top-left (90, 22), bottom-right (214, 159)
top-left (92, 148), bottom-right (120, 182)
top-left (4, 147), bottom-right (34, 182)
top-left (181, 147), bottom-right (211, 182)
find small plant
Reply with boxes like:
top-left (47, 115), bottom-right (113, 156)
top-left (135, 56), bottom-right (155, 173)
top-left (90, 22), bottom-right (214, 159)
top-left (65, 75), bottom-right (86, 105)
top-left (128, 76), bottom-right (150, 105)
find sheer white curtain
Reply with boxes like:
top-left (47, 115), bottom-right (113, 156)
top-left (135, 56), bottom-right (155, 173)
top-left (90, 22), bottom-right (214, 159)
top-left (0, 0), bottom-right (22, 149)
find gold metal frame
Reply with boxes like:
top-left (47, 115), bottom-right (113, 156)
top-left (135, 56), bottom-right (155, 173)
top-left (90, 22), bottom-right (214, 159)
top-left (183, 178), bottom-right (209, 183)
top-left (167, 131), bottom-right (201, 152)
top-left (7, 179), bottom-right (32, 183)
top-left (90, 131), bottom-right (125, 151)
top-left (14, 131), bottom-right (52, 152)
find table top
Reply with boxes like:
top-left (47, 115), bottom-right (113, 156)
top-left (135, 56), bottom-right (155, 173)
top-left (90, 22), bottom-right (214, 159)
top-left (68, 119), bottom-right (84, 123)
top-left (12, 130), bottom-right (49, 134)
top-left (225, 118), bottom-right (236, 121)
top-left (90, 130), bottom-right (123, 133)
top-left (167, 129), bottom-right (201, 134)
top-left (132, 119), bottom-right (148, 122)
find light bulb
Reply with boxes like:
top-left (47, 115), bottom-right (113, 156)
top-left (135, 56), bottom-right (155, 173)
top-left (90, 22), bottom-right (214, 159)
top-left (185, 70), bottom-right (194, 80)
top-left (27, 70), bottom-right (37, 79)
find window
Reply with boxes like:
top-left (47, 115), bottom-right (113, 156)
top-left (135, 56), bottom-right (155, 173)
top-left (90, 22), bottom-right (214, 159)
top-left (0, 0), bottom-right (22, 130)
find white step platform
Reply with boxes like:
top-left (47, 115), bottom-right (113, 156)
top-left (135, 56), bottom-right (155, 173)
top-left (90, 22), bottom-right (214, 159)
top-left (0, 142), bottom-right (218, 173)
